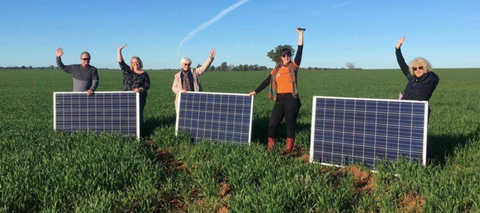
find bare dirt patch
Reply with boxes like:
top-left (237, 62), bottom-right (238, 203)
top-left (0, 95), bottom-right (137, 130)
top-left (343, 166), bottom-right (377, 194)
top-left (398, 191), bottom-right (425, 213)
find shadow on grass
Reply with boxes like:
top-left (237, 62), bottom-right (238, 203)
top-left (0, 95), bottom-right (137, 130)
top-left (251, 115), bottom-right (311, 146)
top-left (142, 115), bottom-right (176, 138)
top-left (428, 125), bottom-right (480, 165)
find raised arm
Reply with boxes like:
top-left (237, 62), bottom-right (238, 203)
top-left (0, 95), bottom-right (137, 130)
top-left (117, 44), bottom-right (126, 62)
top-left (395, 37), bottom-right (409, 77)
top-left (294, 28), bottom-right (304, 66)
top-left (117, 44), bottom-right (131, 72)
top-left (56, 47), bottom-right (70, 73)
top-left (196, 48), bottom-right (216, 75)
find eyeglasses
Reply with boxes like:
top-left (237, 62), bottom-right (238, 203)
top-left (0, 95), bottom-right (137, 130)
top-left (282, 54), bottom-right (291, 58)
top-left (82, 58), bottom-right (90, 61)
top-left (412, 66), bottom-right (424, 71)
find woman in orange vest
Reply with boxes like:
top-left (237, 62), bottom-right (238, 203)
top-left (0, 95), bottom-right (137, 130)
top-left (249, 28), bottom-right (304, 154)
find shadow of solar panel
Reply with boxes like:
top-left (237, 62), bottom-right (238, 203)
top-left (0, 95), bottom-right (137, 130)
top-left (309, 96), bottom-right (428, 169)
top-left (54, 92), bottom-right (139, 140)
top-left (175, 92), bottom-right (253, 144)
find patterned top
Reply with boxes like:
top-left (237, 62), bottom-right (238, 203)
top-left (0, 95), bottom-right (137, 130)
top-left (119, 60), bottom-right (150, 97)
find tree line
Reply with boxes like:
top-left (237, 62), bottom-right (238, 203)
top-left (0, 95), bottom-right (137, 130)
top-left (1, 44), bottom-right (360, 71)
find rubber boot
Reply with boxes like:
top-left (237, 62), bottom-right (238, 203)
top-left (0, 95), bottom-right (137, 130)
top-left (285, 138), bottom-right (295, 154)
top-left (267, 137), bottom-right (275, 151)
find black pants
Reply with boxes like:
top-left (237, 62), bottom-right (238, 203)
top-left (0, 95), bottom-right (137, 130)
top-left (139, 94), bottom-right (147, 136)
top-left (268, 94), bottom-right (301, 139)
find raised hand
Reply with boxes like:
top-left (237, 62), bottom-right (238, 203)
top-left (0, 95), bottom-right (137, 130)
top-left (296, 27), bottom-right (305, 35)
top-left (117, 44), bottom-right (127, 62)
top-left (210, 48), bottom-right (216, 59)
top-left (56, 47), bottom-right (64, 57)
top-left (118, 44), bottom-right (127, 51)
top-left (396, 37), bottom-right (405, 49)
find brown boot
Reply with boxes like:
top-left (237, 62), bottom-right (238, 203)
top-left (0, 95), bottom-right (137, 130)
top-left (285, 138), bottom-right (295, 154)
top-left (267, 137), bottom-right (275, 151)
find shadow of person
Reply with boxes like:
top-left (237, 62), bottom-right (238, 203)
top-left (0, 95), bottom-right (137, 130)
top-left (251, 115), bottom-right (311, 148)
top-left (142, 115), bottom-right (176, 138)
top-left (427, 125), bottom-right (480, 165)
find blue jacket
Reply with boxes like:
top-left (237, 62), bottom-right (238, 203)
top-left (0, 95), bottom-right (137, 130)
top-left (396, 48), bottom-right (439, 101)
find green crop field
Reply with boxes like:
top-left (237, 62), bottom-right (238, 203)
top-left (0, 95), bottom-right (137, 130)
top-left (1, 68), bottom-right (479, 212)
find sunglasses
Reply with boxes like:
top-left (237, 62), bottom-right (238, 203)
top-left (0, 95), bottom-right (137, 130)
top-left (412, 66), bottom-right (424, 71)
top-left (184, 63), bottom-right (191, 66)
top-left (82, 58), bottom-right (91, 61)
top-left (282, 54), bottom-right (291, 58)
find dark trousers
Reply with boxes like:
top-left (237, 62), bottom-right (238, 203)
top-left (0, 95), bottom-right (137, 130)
top-left (268, 94), bottom-right (301, 139)
top-left (139, 94), bottom-right (147, 136)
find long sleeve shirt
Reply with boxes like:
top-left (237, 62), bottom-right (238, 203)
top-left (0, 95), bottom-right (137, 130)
top-left (56, 57), bottom-right (99, 91)
top-left (255, 45), bottom-right (303, 94)
top-left (396, 48), bottom-right (439, 101)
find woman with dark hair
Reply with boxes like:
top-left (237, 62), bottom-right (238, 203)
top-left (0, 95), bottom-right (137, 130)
top-left (249, 28), bottom-right (304, 154)
top-left (117, 44), bottom-right (150, 135)
top-left (395, 37), bottom-right (439, 116)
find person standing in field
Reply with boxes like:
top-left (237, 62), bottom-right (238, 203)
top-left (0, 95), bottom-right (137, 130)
top-left (117, 44), bottom-right (150, 136)
top-left (249, 28), bottom-right (304, 154)
top-left (395, 37), bottom-right (439, 115)
top-left (171, 49), bottom-right (216, 109)
top-left (56, 48), bottom-right (99, 95)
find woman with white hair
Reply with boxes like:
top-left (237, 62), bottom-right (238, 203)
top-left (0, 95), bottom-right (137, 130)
top-left (395, 37), bottom-right (439, 101)
top-left (171, 49), bottom-right (216, 109)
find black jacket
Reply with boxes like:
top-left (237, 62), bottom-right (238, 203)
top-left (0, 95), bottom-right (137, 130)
top-left (396, 48), bottom-right (439, 101)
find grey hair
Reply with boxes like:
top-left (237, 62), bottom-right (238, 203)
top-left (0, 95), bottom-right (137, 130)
top-left (80, 51), bottom-right (91, 58)
top-left (409, 57), bottom-right (432, 75)
top-left (180, 57), bottom-right (191, 65)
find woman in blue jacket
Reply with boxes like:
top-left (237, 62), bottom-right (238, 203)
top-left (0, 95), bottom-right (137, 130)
top-left (395, 37), bottom-right (439, 102)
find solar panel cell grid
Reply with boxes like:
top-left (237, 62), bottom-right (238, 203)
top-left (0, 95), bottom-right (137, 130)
top-left (310, 96), bottom-right (428, 169)
top-left (176, 92), bottom-right (253, 144)
top-left (54, 92), bottom-right (139, 139)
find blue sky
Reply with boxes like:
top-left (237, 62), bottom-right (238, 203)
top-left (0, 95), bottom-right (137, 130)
top-left (1, 0), bottom-right (479, 69)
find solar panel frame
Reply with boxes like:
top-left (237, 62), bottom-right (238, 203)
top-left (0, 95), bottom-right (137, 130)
top-left (175, 91), bottom-right (254, 145)
top-left (309, 96), bottom-right (429, 169)
top-left (53, 91), bottom-right (140, 140)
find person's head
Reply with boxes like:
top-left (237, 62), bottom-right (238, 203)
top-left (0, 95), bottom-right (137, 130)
top-left (130, 56), bottom-right (143, 71)
top-left (180, 57), bottom-right (192, 71)
top-left (80, 51), bottom-right (91, 67)
top-left (280, 48), bottom-right (292, 65)
top-left (409, 57), bottom-right (432, 78)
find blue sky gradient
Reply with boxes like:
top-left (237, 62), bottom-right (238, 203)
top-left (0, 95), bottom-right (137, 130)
top-left (1, 0), bottom-right (479, 69)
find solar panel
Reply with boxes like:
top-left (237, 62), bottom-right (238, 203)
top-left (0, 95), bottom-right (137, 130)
top-left (309, 96), bottom-right (428, 169)
top-left (54, 92), bottom-right (140, 140)
top-left (175, 92), bottom-right (254, 144)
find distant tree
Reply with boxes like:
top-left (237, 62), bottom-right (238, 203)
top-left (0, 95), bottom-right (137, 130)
top-left (258, 66), bottom-right (268, 70)
top-left (267, 45), bottom-right (295, 63)
top-left (209, 65), bottom-right (216, 71)
top-left (219, 62), bottom-right (228, 71)
top-left (196, 63), bottom-right (201, 68)
top-left (345, 62), bottom-right (356, 69)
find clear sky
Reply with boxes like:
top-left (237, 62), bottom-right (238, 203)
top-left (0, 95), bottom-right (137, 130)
top-left (1, 0), bottom-right (479, 69)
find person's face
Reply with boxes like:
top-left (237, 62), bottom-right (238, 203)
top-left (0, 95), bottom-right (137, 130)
top-left (281, 53), bottom-right (291, 65)
top-left (181, 62), bottom-right (191, 70)
top-left (412, 65), bottom-right (426, 78)
top-left (81, 53), bottom-right (90, 66)
top-left (131, 58), bottom-right (140, 70)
